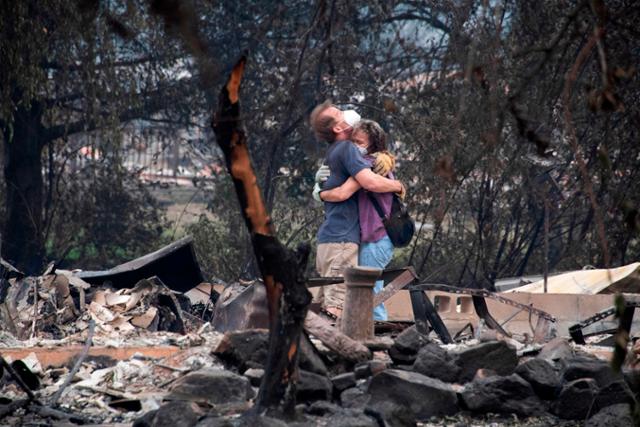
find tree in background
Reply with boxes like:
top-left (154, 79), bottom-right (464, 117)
top-left (0, 0), bottom-right (201, 271)
top-left (1, 0), bottom-right (638, 285)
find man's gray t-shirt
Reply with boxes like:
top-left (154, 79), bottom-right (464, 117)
top-left (317, 140), bottom-right (370, 244)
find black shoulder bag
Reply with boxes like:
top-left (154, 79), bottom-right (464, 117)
top-left (366, 192), bottom-right (415, 248)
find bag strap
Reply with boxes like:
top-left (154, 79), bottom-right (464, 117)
top-left (367, 192), bottom-right (391, 220)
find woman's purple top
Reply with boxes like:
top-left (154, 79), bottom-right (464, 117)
top-left (358, 155), bottom-right (394, 243)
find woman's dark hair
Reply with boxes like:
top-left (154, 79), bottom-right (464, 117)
top-left (354, 119), bottom-right (386, 154)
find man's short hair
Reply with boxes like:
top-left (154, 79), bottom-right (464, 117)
top-left (310, 100), bottom-right (337, 143)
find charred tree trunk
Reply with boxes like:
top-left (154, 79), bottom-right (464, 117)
top-left (211, 57), bottom-right (312, 415)
top-left (2, 101), bottom-right (46, 273)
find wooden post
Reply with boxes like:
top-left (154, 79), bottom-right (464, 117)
top-left (341, 266), bottom-right (380, 341)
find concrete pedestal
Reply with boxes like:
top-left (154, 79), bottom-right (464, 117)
top-left (341, 266), bottom-right (381, 341)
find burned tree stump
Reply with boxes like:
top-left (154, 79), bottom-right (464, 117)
top-left (211, 56), bottom-right (312, 415)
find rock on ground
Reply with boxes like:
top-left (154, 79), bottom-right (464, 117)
top-left (585, 403), bottom-right (634, 427)
top-left (195, 414), bottom-right (288, 427)
top-left (213, 329), bottom-right (270, 371)
top-left (593, 380), bottom-right (635, 413)
top-left (538, 337), bottom-right (574, 363)
top-left (392, 326), bottom-right (431, 354)
top-left (167, 368), bottom-right (254, 404)
top-left (332, 372), bottom-right (357, 393)
top-left (133, 401), bottom-right (205, 427)
top-left (553, 378), bottom-right (599, 420)
top-left (560, 356), bottom-right (622, 387)
top-left (412, 342), bottom-right (460, 383)
top-left (388, 326), bottom-right (431, 365)
top-left (296, 369), bottom-right (333, 403)
top-left (454, 340), bottom-right (518, 383)
top-left (341, 387), bottom-right (369, 409)
top-left (460, 373), bottom-right (544, 417)
top-left (515, 357), bottom-right (561, 399)
top-left (366, 369), bottom-right (458, 420)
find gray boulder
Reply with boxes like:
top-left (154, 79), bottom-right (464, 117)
top-left (412, 342), bottom-right (460, 383)
top-left (332, 372), bottom-right (357, 393)
top-left (364, 401), bottom-right (417, 427)
top-left (460, 373), bottom-right (544, 417)
top-left (322, 411), bottom-right (379, 427)
top-left (305, 405), bottom-right (379, 427)
top-left (594, 380), bottom-right (635, 412)
top-left (167, 368), bottom-right (254, 404)
top-left (561, 356), bottom-right (623, 387)
top-left (242, 368), bottom-right (264, 387)
top-left (515, 358), bottom-right (561, 399)
top-left (393, 326), bottom-right (431, 354)
top-left (305, 400), bottom-right (342, 416)
top-left (340, 387), bottom-right (369, 409)
top-left (538, 337), bottom-right (574, 363)
top-left (296, 369), bottom-right (333, 403)
top-left (454, 341), bottom-right (518, 383)
top-left (134, 401), bottom-right (205, 427)
top-left (388, 326), bottom-right (431, 365)
top-left (553, 378), bottom-right (599, 420)
top-left (196, 415), bottom-right (287, 427)
top-left (388, 346), bottom-right (418, 365)
top-left (366, 369), bottom-right (458, 420)
top-left (213, 329), bottom-right (269, 371)
top-left (585, 403), bottom-right (634, 427)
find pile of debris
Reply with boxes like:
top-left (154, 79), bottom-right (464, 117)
top-left (3, 318), bottom-right (638, 426)
top-left (1, 272), bottom-right (198, 341)
top-left (1, 240), bottom-right (638, 426)
top-left (0, 241), bottom-right (222, 425)
top-left (0, 237), bottom-right (215, 342)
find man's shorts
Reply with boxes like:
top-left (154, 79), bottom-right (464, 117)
top-left (314, 242), bottom-right (359, 312)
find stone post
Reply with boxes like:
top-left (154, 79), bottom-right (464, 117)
top-left (341, 266), bottom-right (381, 341)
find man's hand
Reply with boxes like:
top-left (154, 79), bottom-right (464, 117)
top-left (372, 151), bottom-right (396, 176)
top-left (396, 182), bottom-right (406, 200)
top-left (315, 164), bottom-right (330, 183)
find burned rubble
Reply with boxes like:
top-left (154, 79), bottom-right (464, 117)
top-left (2, 58), bottom-right (640, 427)
top-left (0, 241), bottom-right (638, 426)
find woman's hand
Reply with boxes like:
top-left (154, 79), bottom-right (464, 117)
top-left (372, 151), bottom-right (396, 176)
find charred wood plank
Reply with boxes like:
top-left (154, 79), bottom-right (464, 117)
top-left (211, 56), bottom-right (311, 415)
top-left (306, 277), bottom-right (344, 288)
top-left (304, 311), bottom-right (371, 362)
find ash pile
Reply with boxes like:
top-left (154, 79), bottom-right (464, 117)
top-left (1, 239), bottom-right (638, 426)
